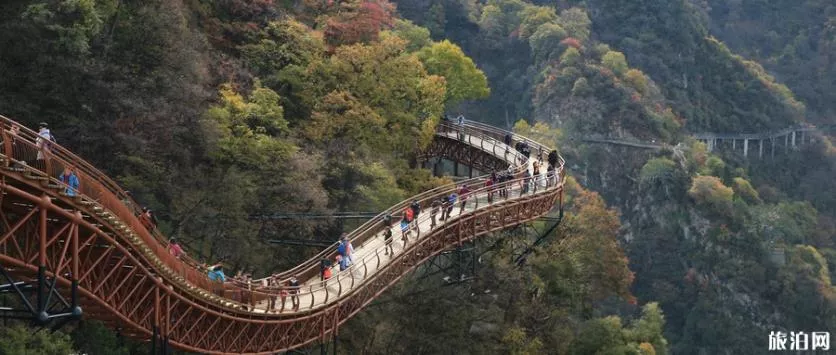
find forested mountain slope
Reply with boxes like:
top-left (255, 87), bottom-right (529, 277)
top-left (0, 0), bottom-right (656, 354)
top-left (393, 0), bottom-right (836, 354)
top-left (701, 0), bottom-right (836, 125)
top-left (0, 0), bottom-right (832, 354)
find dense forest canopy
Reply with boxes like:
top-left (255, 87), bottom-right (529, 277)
top-left (0, 0), bottom-right (834, 354)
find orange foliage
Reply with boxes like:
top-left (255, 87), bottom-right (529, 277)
top-left (324, 0), bottom-right (395, 46)
top-left (560, 37), bottom-right (582, 49)
top-left (562, 189), bottom-right (636, 301)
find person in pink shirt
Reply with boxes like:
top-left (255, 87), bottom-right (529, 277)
top-left (168, 238), bottom-right (186, 259)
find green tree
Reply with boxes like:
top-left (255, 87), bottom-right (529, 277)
top-left (571, 77), bottom-right (591, 96)
top-left (22, 0), bottom-right (118, 54)
top-left (502, 327), bottom-right (544, 355)
top-left (518, 6), bottom-right (558, 39)
top-left (625, 303), bottom-right (669, 355)
top-left (71, 321), bottom-right (131, 355)
top-left (560, 47), bottom-right (581, 67)
top-left (624, 69), bottom-right (648, 93)
top-left (529, 23), bottom-right (567, 63)
top-left (204, 83), bottom-right (296, 169)
top-left (602, 51), bottom-right (628, 76)
top-left (426, 2), bottom-right (446, 37)
top-left (417, 40), bottom-right (490, 105)
top-left (688, 176), bottom-right (734, 214)
top-left (558, 7), bottom-right (591, 42)
top-left (0, 325), bottom-right (76, 355)
top-left (390, 19), bottom-right (431, 52)
top-left (777, 245), bottom-right (836, 330)
top-left (732, 177), bottom-right (762, 205)
top-left (309, 35), bottom-right (446, 153)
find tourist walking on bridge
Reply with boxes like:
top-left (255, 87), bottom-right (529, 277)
top-left (338, 233), bottom-right (353, 265)
top-left (522, 169), bottom-right (531, 194)
top-left (410, 200), bottom-right (421, 233)
top-left (430, 198), bottom-right (441, 229)
top-left (532, 161), bottom-right (541, 193)
top-left (504, 134), bottom-right (512, 155)
top-left (403, 207), bottom-right (414, 239)
top-left (458, 185), bottom-right (470, 215)
top-left (400, 217), bottom-right (410, 247)
top-left (383, 226), bottom-right (394, 256)
top-left (445, 192), bottom-right (457, 220)
top-left (207, 262), bottom-right (227, 296)
top-left (319, 258), bottom-right (332, 287)
top-left (547, 164), bottom-right (555, 187)
top-left (168, 238), bottom-right (186, 259)
top-left (289, 275), bottom-right (300, 310)
top-left (140, 207), bottom-right (157, 231)
top-left (59, 166), bottom-right (79, 197)
top-left (35, 122), bottom-right (55, 169)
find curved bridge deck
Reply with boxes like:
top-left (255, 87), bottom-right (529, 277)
top-left (0, 117), bottom-right (564, 354)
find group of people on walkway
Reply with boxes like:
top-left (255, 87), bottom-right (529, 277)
top-left (265, 274), bottom-right (300, 312)
top-left (318, 234), bottom-right (355, 285)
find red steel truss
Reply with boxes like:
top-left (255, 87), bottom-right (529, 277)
top-left (0, 116), bottom-right (564, 354)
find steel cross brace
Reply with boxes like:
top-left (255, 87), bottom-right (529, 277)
top-left (0, 264), bottom-right (81, 330)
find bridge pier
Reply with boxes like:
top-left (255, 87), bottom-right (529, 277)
top-left (743, 139), bottom-right (749, 157)
top-left (792, 131), bottom-right (796, 147)
top-left (759, 139), bottom-right (763, 159)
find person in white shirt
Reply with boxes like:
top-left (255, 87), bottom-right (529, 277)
top-left (36, 122), bottom-right (54, 166)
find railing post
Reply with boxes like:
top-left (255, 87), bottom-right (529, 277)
top-left (1, 124), bottom-right (10, 166)
top-left (37, 196), bottom-right (47, 322)
top-left (362, 259), bottom-right (368, 279)
top-left (336, 273), bottom-right (342, 297)
top-left (71, 212), bottom-right (80, 317)
top-left (309, 285), bottom-right (315, 309)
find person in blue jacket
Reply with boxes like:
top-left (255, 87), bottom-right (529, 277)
top-left (59, 167), bottom-right (79, 197)
top-left (207, 263), bottom-right (226, 282)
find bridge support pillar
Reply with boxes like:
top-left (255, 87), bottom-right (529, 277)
top-left (792, 131), bottom-right (796, 147)
top-left (454, 161), bottom-right (459, 177)
top-left (759, 139), bottom-right (763, 159)
top-left (743, 139), bottom-right (749, 157)
top-left (732, 139), bottom-right (736, 150)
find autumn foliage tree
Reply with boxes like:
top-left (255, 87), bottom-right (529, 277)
top-left (324, 0), bottom-right (395, 47)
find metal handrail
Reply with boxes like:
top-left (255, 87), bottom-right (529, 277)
top-left (0, 114), bottom-right (564, 313)
top-left (225, 169), bottom-right (563, 312)
top-left (261, 122), bottom-right (535, 283)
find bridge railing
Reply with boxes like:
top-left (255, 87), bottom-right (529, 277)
top-left (0, 117), bottom-right (219, 293)
top-left (261, 122), bottom-right (534, 286)
top-left (223, 167), bottom-right (563, 312)
top-left (215, 122), bottom-right (565, 311)
top-left (257, 120), bottom-right (566, 290)
top-left (0, 115), bottom-right (564, 313)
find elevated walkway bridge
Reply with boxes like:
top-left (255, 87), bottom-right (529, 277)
top-left (0, 116), bottom-right (564, 354)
